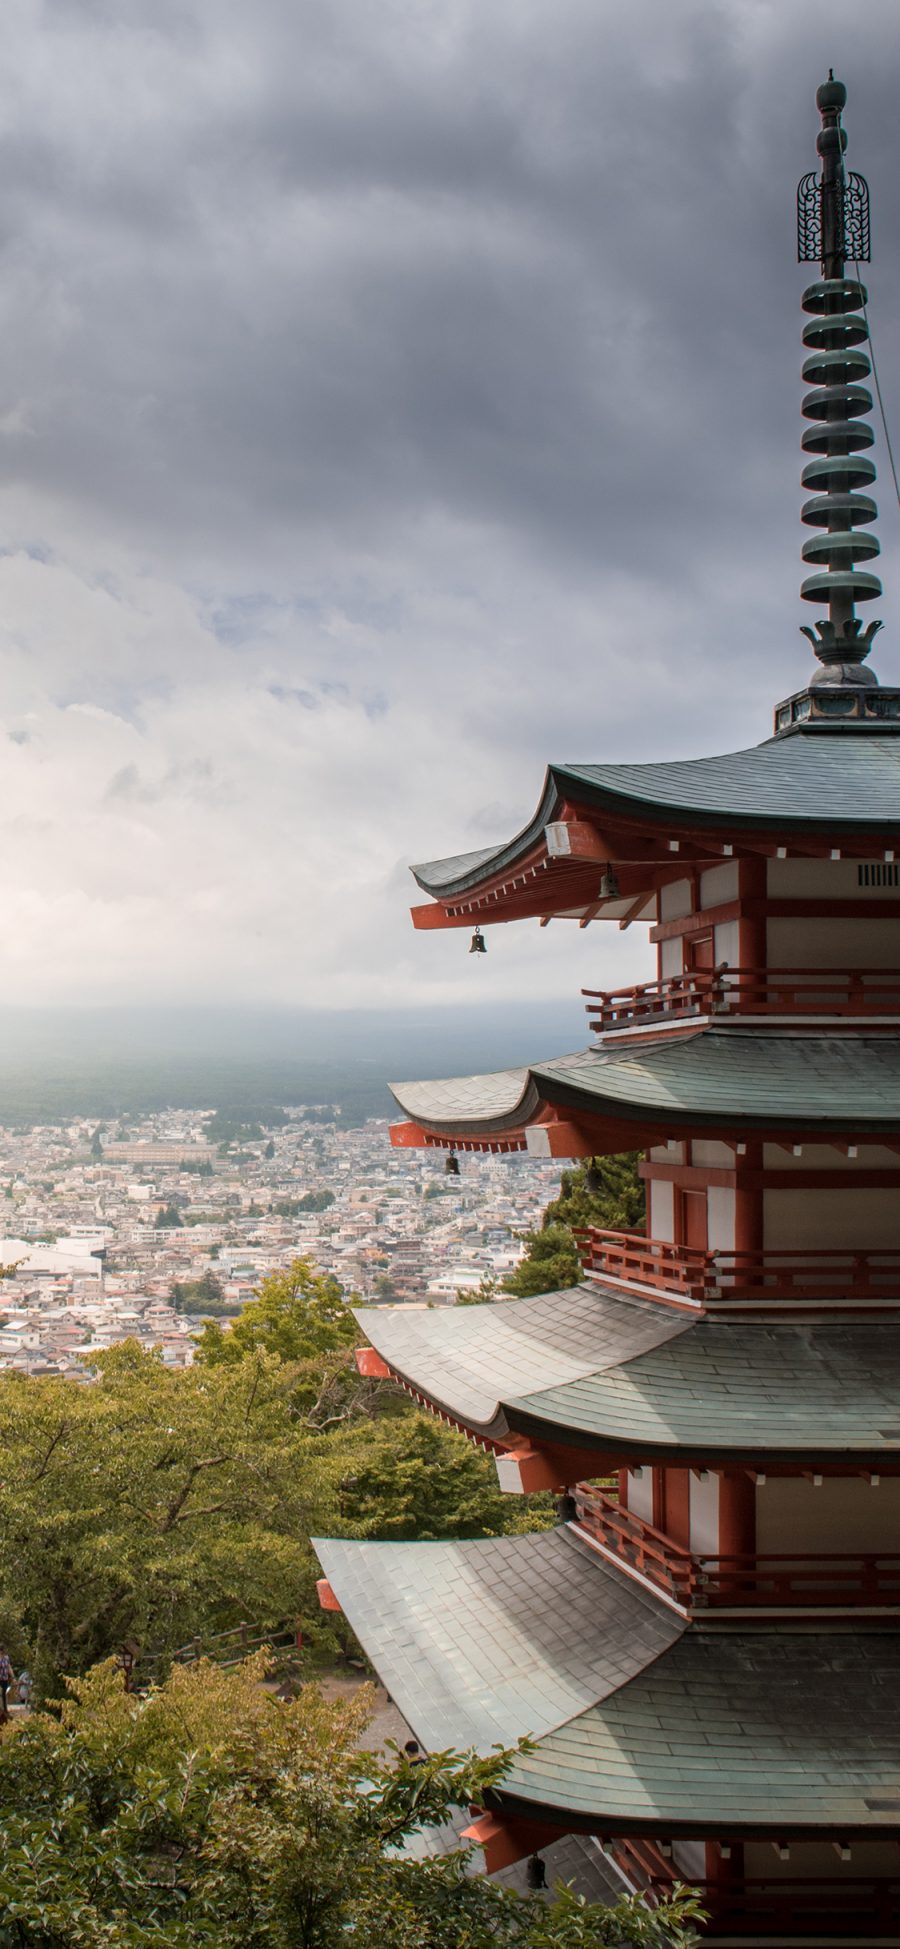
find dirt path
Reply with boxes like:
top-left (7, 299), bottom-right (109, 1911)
top-left (317, 1671), bottom-right (412, 1753)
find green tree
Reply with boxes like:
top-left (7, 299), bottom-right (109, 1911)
top-left (0, 1347), bottom-right (335, 1694)
top-left (333, 1411), bottom-right (552, 1542)
top-left (504, 1156), bottom-right (644, 1298)
top-left (192, 1258), bottom-right (356, 1366)
top-left (154, 1202), bottom-right (183, 1229)
top-left (456, 1273), bottom-right (501, 1306)
top-left (170, 1269), bottom-right (229, 1314)
top-left (0, 1657), bottom-right (703, 1949)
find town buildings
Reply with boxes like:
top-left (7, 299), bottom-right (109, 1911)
top-left (0, 1109), bottom-right (545, 1375)
top-left (314, 80), bottom-right (900, 1944)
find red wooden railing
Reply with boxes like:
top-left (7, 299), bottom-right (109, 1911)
top-left (642, 1874), bottom-right (900, 1937)
top-left (574, 1486), bottom-right (695, 1601)
top-left (584, 966), bottom-right (900, 1033)
top-left (575, 1226), bottom-right (900, 1305)
top-left (574, 1486), bottom-right (900, 1611)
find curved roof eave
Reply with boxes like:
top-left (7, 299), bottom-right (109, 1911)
top-left (312, 1530), bottom-right (900, 1837)
top-left (355, 1291), bottom-right (900, 1461)
top-left (411, 739), bottom-right (900, 901)
top-left (391, 1035), bottom-right (900, 1142)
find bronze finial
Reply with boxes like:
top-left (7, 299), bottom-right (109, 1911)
top-left (797, 79), bottom-right (881, 688)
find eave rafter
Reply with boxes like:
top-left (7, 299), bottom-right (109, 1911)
top-left (392, 1093), bottom-right (900, 1162)
top-left (411, 797), bottom-right (900, 932)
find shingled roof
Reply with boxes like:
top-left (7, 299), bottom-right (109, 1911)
top-left (354, 1285), bottom-right (900, 1461)
top-left (313, 1526), bottom-right (900, 1838)
top-left (392, 1031), bottom-right (900, 1139)
top-left (412, 738), bottom-right (900, 900)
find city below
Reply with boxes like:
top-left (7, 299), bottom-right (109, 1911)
top-left (0, 1107), bottom-right (563, 1376)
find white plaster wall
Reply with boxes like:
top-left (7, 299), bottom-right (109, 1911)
top-left (761, 1143), bottom-right (900, 1170)
top-left (626, 1468), bottom-right (654, 1525)
top-left (649, 1178), bottom-right (675, 1242)
top-left (707, 1186), bottom-right (735, 1250)
top-left (755, 1476), bottom-right (900, 1555)
top-left (660, 937), bottom-right (682, 979)
top-left (689, 1472), bottom-right (720, 1554)
top-left (700, 863), bottom-right (739, 909)
top-left (660, 878), bottom-right (693, 921)
top-left (767, 859), bottom-right (900, 899)
top-left (692, 1140), bottom-right (733, 1168)
top-left (745, 1839), bottom-right (900, 1879)
top-left (764, 1186), bottom-right (900, 1248)
top-left (767, 915), bottom-right (900, 969)
top-left (672, 1841), bottom-right (706, 1881)
top-left (713, 917), bottom-right (740, 966)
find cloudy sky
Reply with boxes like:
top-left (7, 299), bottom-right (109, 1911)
top-left (0, 0), bottom-right (897, 1011)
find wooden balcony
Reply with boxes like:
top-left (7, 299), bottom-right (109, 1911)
top-left (584, 966), bottom-right (900, 1034)
top-left (640, 1873), bottom-right (900, 1940)
top-left (575, 1225), bottom-right (900, 1308)
top-left (574, 1485), bottom-right (900, 1614)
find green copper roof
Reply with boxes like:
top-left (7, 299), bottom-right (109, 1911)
top-left (412, 738), bottom-right (900, 899)
top-left (503, 1629), bottom-right (900, 1833)
top-left (312, 1528), bottom-right (682, 1752)
top-left (392, 1031), bottom-right (900, 1137)
top-left (353, 1285), bottom-right (688, 1435)
top-left (313, 1528), bottom-right (900, 1835)
top-left (355, 1289), bottom-right (900, 1459)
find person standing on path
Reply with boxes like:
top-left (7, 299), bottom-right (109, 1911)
top-left (0, 1648), bottom-right (14, 1719)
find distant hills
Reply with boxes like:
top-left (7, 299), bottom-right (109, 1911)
top-left (0, 1001), bottom-right (586, 1126)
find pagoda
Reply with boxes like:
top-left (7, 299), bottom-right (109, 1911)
top-left (314, 80), bottom-right (900, 1946)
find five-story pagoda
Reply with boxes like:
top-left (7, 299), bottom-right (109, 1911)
top-left (315, 80), bottom-right (900, 1946)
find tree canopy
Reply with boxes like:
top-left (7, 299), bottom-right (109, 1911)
top-left (0, 1262), bottom-right (549, 1696)
top-left (503, 1156), bottom-right (644, 1297)
top-left (192, 1258), bottom-right (357, 1365)
top-left (0, 1655), bottom-right (703, 1949)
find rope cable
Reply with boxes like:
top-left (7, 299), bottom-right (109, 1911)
top-left (835, 116), bottom-right (900, 517)
top-left (849, 262), bottom-right (900, 519)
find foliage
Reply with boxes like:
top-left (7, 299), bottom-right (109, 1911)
top-left (0, 1659), bottom-right (703, 1948)
top-left (273, 1190), bottom-right (336, 1216)
top-left (170, 1270), bottom-right (229, 1315)
top-left (153, 1203), bottom-right (183, 1229)
top-left (203, 1106), bottom-right (291, 1145)
top-left (0, 1345), bottom-right (332, 1694)
top-left (504, 1157), bottom-right (644, 1298)
top-left (456, 1273), bottom-right (501, 1306)
top-left (333, 1412), bottom-right (554, 1542)
top-left (192, 1258), bottom-right (357, 1365)
top-left (0, 1255), bottom-right (546, 1695)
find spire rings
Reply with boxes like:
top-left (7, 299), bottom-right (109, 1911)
top-left (800, 275), bottom-right (882, 612)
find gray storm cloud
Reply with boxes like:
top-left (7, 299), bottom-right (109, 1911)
top-left (0, 0), bottom-right (894, 1003)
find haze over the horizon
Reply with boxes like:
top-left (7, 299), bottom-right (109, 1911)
top-left (0, 1), bottom-right (897, 1011)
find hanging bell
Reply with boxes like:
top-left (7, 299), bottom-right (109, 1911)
top-left (599, 867), bottom-right (620, 900)
top-left (469, 927), bottom-right (487, 954)
top-left (444, 1152), bottom-right (460, 1177)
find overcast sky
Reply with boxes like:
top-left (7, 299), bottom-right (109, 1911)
top-left (0, 0), bottom-right (897, 1010)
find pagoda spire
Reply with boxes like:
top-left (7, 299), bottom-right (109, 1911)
top-left (797, 75), bottom-right (883, 685)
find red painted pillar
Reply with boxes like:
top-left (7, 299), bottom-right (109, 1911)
top-left (738, 855), bottom-right (767, 971)
top-left (704, 1841), bottom-right (745, 1930)
top-left (734, 1139), bottom-right (764, 1262)
top-left (718, 1470), bottom-right (756, 1558)
top-left (656, 1467), bottom-right (691, 1549)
